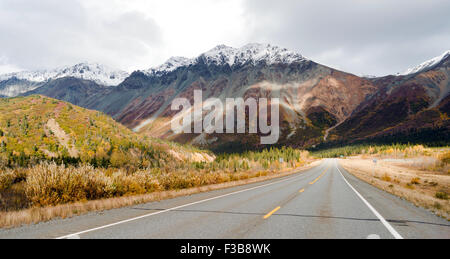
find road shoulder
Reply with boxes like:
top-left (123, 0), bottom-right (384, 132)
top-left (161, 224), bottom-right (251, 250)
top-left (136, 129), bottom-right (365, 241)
top-left (340, 158), bottom-right (449, 220)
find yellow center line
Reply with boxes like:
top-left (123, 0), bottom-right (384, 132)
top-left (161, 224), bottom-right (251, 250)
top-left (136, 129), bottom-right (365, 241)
top-left (299, 189), bottom-right (305, 193)
top-left (263, 206), bottom-right (281, 219)
top-left (309, 167), bottom-right (329, 185)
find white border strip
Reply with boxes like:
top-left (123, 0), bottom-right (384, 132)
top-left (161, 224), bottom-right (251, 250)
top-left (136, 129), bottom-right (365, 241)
top-left (56, 165), bottom-right (322, 239)
top-left (335, 160), bottom-right (403, 239)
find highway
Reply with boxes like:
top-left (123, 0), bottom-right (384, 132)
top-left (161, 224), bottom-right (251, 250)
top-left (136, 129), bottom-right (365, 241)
top-left (0, 159), bottom-right (448, 239)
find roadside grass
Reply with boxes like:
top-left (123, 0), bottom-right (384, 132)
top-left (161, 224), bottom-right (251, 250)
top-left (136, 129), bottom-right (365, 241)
top-left (0, 160), bottom-right (319, 228)
top-left (313, 144), bottom-right (450, 174)
top-left (340, 158), bottom-right (450, 220)
top-left (0, 147), bottom-right (312, 227)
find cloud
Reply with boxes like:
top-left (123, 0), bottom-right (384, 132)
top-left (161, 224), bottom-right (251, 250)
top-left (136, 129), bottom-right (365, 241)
top-left (0, 0), bottom-right (448, 76)
top-left (242, 0), bottom-right (450, 75)
top-left (0, 0), bottom-right (162, 72)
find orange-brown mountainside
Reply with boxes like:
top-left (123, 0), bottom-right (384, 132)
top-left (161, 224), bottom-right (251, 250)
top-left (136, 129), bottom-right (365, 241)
top-left (113, 63), bottom-right (377, 151)
top-left (329, 53), bottom-right (450, 146)
top-left (17, 46), bottom-right (449, 150)
top-left (23, 55), bottom-right (378, 150)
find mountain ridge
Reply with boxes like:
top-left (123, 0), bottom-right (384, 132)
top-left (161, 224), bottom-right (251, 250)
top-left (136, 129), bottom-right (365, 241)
top-left (0, 63), bottom-right (129, 97)
top-left (401, 50), bottom-right (450, 76)
top-left (327, 51), bottom-right (450, 146)
top-left (1, 44), bottom-right (448, 150)
top-left (144, 43), bottom-right (308, 76)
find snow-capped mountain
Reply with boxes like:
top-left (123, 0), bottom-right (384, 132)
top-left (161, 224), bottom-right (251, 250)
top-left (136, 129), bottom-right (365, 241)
top-left (401, 50), bottom-right (450, 75)
top-left (0, 79), bottom-right (41, 98)
top-left (4, 42), bottom-right (446, 150)
top-left (147, 57), bottom-right (194, 75)
top-left (145, 43), bottom-right (307, 76)
top-left (0, 63), bottom-right (129, 86)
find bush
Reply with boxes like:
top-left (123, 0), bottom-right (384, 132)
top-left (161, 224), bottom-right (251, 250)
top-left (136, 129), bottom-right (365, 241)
top-left (381, 174), bottom-right (392, 182)
top-left (435, 192), bottom-right (448, 200)
top-left (440, 151), bottom-right (450, 165)
top-left (0, 171), bottom-right (16, 191)
top-left (24, 163), bottom-right (111, 206)
top-left (0, 169), bottom-right (26, 191)
top-left (410, 178), bottom-right (421, 185)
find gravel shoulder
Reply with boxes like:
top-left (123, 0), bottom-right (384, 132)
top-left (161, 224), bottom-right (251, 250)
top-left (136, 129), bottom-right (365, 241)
top-left (340, 157), bottom-right (450, 220)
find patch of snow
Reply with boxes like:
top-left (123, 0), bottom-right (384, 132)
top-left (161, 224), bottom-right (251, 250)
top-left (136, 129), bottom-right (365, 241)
top-left (361, 75), bottom-right (378, 79)
top-left (401, 50), bottom-right (450, 75)
top-left (145, 43), bottom-right (308, 76)
top-left (146, 57), bottom-right (194, 75)
top-left (0, 62), bottom-right (129, 86)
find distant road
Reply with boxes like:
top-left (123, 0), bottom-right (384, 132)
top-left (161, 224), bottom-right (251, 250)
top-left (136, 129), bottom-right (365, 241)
top-left (1, 159), bottom-right (449, 239)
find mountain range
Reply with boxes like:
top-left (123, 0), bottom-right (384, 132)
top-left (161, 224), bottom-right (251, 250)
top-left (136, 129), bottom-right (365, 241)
top-left (1, 43), bottom-right (448, 151)
top-left (0, 63), bottom-right (129, 97)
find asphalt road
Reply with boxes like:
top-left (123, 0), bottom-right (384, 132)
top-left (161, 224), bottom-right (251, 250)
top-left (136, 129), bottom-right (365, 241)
top-left (1, 159), bottom-right (449, 239)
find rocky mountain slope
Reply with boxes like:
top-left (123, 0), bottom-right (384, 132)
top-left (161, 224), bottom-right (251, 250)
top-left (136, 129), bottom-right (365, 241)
top-left (327, 50), bottom-right (450, 146)
top-left (401, 50), bottom-right (450, 75)
top-left (2, 44), bottom-right (448, 150)
top-left (73, 44), bottom-right (378, 151)
top-left (23, 77), bottom-right (109, 108)
top-left (0, 63), bottom-right (128, 97)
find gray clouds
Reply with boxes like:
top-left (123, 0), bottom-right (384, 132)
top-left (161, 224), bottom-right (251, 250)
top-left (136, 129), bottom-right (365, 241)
top-left (0, 0), bottom-right (162, 72)
top-left (243, 0), bottom-right (450, 75)
top-left (0, 0), bottom-right (448, 76)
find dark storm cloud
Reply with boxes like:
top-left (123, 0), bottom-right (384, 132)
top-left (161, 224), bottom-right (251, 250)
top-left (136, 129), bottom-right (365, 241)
top-left (0, 0), bottom-right (162, 71)
top-left (243, 0), bottom-right (450, 75)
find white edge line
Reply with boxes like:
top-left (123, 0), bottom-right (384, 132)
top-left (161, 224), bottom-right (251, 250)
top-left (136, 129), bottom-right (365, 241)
top-left (56, 165), bottom-right (321, 239)
top-left (335, 160), bottom-right (404, 239)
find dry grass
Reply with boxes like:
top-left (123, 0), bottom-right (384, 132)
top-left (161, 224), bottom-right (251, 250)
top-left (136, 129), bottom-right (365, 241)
top-left (0, 160), bottom-right (320, 228)
top-left (1, 151), bottom-right (309, 208)
top-left (0, 146), bottom-right (311, 228)
top-left (340, 157), bottom-right (450, 220)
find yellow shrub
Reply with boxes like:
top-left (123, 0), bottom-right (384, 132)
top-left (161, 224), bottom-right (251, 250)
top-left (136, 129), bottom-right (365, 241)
top-left (410, 178), bottom-right (421, 185)
top-left (381, 174), bottom-right (392, 182)
top-left (440, 151), bottom-right (450, 165)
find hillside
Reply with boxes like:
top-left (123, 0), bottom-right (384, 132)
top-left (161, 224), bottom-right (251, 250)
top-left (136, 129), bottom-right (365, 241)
top-left (328, 50), bottom-right (450, 146)
top-left (76, 44), bottom-right (378, 151)
top-left (23, 77), bottom-right (109, 108)
top-left (2, 45), bottom-right (448, 151)
top-left (0, 95), bottom-right (213, 168)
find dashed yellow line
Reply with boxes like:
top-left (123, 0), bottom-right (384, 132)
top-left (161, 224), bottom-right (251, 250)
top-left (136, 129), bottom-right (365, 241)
top-left (309, 167), bottom-right (329, 185)
top-left (263, 167), bottom-right (329, 220)
top-left (263, 206), bottom-right (281, 219)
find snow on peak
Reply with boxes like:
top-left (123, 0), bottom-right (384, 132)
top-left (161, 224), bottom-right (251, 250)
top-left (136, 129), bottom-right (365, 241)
top-left (201, 43), bottom-right (307, 67)
top-left (401, 50), bottom-right (450, 75)
top-left (238, 43), bottom-right (306, 65)
top-left (145, 43), bottom-right (307, 76)
top-left (0, 62), bottom-right (129, 86)
top-left (146, 57), bottom-right (194, 75)
top-left (201, 45), bottom-right (238, 67)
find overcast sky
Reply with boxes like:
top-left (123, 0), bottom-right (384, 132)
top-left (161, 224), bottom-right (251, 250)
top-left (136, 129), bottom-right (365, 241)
top-left (0, 0), bottom-right (449, 76)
